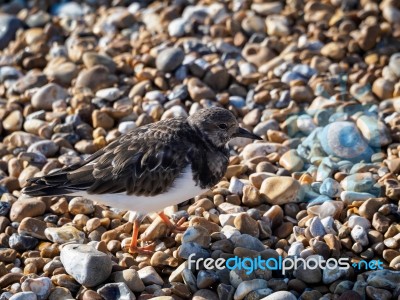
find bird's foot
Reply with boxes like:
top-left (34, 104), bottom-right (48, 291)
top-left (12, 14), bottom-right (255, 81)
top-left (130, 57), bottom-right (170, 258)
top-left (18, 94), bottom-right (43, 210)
top-left (124, 241), bottom-right (155, 255)
top-left (158, 212), bottom-right (188, 233)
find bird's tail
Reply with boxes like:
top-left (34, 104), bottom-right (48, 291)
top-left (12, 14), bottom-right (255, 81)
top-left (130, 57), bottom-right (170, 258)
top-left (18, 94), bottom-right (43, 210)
top-left (22, 184), bottom-right (74, 197)
top-left (22, 172), bottom-right (74, 197)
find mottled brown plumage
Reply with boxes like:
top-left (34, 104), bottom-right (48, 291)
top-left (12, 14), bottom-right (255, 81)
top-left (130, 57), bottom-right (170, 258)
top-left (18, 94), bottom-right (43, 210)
top-left (23, 107), bottom-right (261, 202)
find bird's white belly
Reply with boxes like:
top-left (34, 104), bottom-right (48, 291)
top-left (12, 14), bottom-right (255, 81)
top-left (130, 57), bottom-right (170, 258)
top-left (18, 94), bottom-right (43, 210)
top-left (71, 165), bottom-right (208, 213)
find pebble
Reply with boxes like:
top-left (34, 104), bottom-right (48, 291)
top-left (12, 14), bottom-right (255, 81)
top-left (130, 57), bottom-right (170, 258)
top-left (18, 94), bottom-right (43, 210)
top-left (319, 122), bottom-right (374, 162)
top-left (261, 291), bottom-right (297, 300)
top-left (21, 277), bottom-right (52, 300)
top-left (45, 226), bottom-right (85, 244)
top-left (9, 292), bottom-right (37, 300)
top-left (9, 199), bottom-right (46, 222)
top-left (260, 176), bottom-right (302, 205)
top-left (110, 269), bottom-right (145, 292)
top-left (234, 279), bottom-right (268, 300)
top-left (234, 213), bottom-right (259, 237)
top-left (0, 15), bottom-right (24, 50)
top-left (156, 47), bottom-right (185, 72)
top-left (31, 83), bottom-right (68, 110)
top-left (279, 150), bottom-right (304, 172)
top-left (137, 266), bottom-right (164, 286)
top-left (293, 255), bottom-right (322, 283)
top-left (9, 234), bottom-right (38, 252)
top-left (97, 282), bottom-right (136, 300)
top-left (60, 244), bottom-right (112, 287)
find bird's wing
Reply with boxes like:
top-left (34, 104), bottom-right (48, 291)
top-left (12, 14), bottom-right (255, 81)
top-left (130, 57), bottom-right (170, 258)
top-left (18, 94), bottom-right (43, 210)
top-left (23, 118), bottom-right (192, 197)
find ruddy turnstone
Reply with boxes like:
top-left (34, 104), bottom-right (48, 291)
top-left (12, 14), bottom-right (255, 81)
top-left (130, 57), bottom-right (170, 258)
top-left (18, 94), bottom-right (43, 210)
top-left (23, 107), bottom-right (262, 253)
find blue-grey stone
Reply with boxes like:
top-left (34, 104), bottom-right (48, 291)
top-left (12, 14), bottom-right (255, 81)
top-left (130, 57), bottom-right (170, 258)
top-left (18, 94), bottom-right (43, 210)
top-left (97, 282), bottom-right (135, 300)
top-left (0, 201), bottom-right (11, 216)
top-left (0, 15), bottom-right (24, 50)
top-left (178, 242), bottom-right (210, 260)
top-left (9, 234), bottom-right (38, 252)
top-left (292, 64), bottom-right (317, 78)
top-left (52, 2), bottom-right (84, 18)
top-left (281, 71), bottom-right (307, 84)
top-left (229, 96), bottom-right (246, 108)
top-left (0, 66), bottom-right (22, 83)
top-left (318, 122), bottom-right (374, 162)
top-left (340, 173), bottom-right (376, 193)
top-left (233, 234), bottom-right (265, 252)
top-left (320, 178), bottom-right (342, 198)
top-left (306, 195), bottom-right (332, 207)
top-left (156, 47), bottom-right (185, 72)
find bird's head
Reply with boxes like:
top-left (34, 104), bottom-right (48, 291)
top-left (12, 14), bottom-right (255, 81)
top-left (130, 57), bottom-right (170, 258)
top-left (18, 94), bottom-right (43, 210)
top-left (188, 107), bottom-right (262, 148)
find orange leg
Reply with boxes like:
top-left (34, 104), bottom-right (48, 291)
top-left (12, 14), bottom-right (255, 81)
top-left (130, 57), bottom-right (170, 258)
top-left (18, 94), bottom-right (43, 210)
top-left (158, 211), bottom-right (188, 232)
top-left (128, 219), bottom-right (155, 255)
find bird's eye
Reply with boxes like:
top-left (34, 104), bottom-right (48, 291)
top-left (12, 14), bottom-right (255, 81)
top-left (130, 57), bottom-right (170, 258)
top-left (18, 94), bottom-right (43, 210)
top-left (218, 124), bottom-right (228, 129)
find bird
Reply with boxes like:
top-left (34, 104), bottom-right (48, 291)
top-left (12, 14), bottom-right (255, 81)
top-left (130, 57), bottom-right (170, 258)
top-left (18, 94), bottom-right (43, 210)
top-left (22, 107), bottom-right (262, 253)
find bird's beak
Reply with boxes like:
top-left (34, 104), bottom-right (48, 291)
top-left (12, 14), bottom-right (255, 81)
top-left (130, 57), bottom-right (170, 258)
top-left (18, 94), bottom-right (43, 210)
top-left (233, 127), bottom-right (263, 140)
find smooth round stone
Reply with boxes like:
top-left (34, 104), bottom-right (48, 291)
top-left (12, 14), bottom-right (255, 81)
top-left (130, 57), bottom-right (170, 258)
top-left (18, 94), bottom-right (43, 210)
top-left (319, 178), bottom-right (342, 198)
top-left (309, 217), bottom-right (326, 237)
top-left (21, 277), bottom-right (52, 300)
top-left (97, 282), bottom-right (135, 300)
top-left (168, 18), bottom-right (188, 37)
top-left (261, 291), bottom-right (296, 300)
top-left (297, 115), bottom-right (317, 134)
top-left (0, 201), bottom-right (11, 216)
top-left (293, 255), bottom-right (322, 283)
top-left (229, 96), bottom-right (246, 108)
top-left (356, 115), bottom-right (391, 147)
top-left (178, 242), bottom-right (210, 260)
top-left (61, 244), bottom-right (112, 287)
top-left (10, 199), bottom-right (46, 222)
top-left (9, 292), bottom-right (37, 300)
top-left (367, 270), bottom-right (400, 290)
top-left (340, 191), bottom-right (375, 204)
top-left (234, 279), bottom-right (268, 300)
top-left (319, 121), bottom-right (374, 162)
top-left (96, 87), bottom-right (122, 101)
top-left (9, 233), bottom-right (38, 252)
top-left (340, 173), bottom-right (375, 193)
top-left (82, 52), bottom-right (116, 73)
top-left (348, 215), bottom-right (371, 229)
top-left (137, 266), bottom-right (164, 285)
top-left (351, 225), bottom-right (369, 246)
top-left (0, 15), bottom-right (24, 50)
top-left (322, 267), bottom-right (347, 285)
top-left (68, 197), bottom-right (94, 215)
top-left (118, 121), bottom-right (137, 134)
top-left (234, 213), bottom-right (259, 237)
top-left (389, 53), bottom-right (400, 78)
top-left (45, 226), bottom-right (85, 244)
top-left (156, 47), bottom-right (185, 72)
top-left (3, 110), bottom-right (23, 132)
top-left (182, 225), bottom-right (211, 248)
top-left (281, 71), bottom-right (307, 84)
top-left (260, 176), bottom-right (302, 205)
top-left (27, 140), bottom-right (59, 157)
top-left (31, 83), bottom-right (68, 110)
top-left (233, 234), bottom-right (265, 252)
top-left (0, 66), bottom-right (22, 82)
top-left (279, 149), bottom-right (304, 172)
top-left (251, 2), bottom-right (282, 15)
top-left (110, 269), bottom-right (145, 293)
top-left (18, 218), bottom-right (47, 240)
top-left (266, 14), bottom-right (290, 36)
top-left (53, 2), bottom-right (84, 18)
top-left (196, 270), bottom-right (219, 289)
